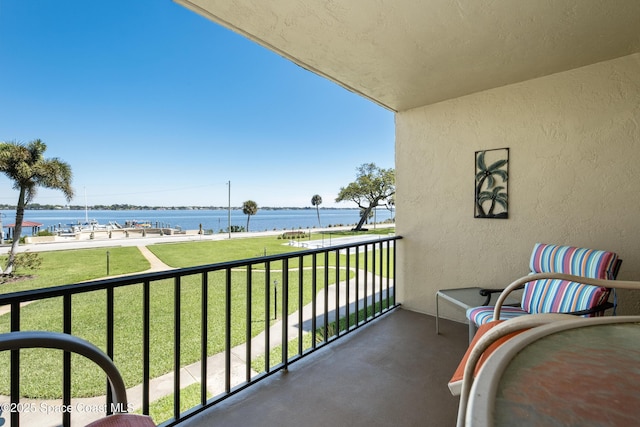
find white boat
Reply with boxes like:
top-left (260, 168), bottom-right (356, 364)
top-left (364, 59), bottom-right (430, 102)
top-left (71, 219), bottom-right (112, 232)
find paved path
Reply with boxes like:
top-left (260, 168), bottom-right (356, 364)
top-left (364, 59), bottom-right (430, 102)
top-left (136, 245), bottom-right (173, 272)
top-left (0, 232), bottom-right (394, 426)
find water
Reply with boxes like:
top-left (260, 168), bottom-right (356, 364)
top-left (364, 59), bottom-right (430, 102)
top-left (0, 208), bottom-right (394, 234)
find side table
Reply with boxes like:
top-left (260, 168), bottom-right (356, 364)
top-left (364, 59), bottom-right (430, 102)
top-left (435, 287), bottom-right (520, 334)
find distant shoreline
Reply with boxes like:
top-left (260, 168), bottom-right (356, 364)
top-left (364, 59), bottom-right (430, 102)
top-left (0, 205), bottom-right (369, 212)
top-left (0, 208), bottom-right (396, 239)
top-left (3, 223), bottom-right (396, 255)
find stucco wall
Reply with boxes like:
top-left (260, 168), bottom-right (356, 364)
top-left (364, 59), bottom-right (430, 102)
top-left (396, 53), bottom-right (640, 322)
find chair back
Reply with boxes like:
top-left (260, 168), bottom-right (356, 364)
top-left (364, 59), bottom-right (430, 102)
top-left (0, 331), bottom-right (155, 427)
top-left (521, 243), bottom-right (619, 315)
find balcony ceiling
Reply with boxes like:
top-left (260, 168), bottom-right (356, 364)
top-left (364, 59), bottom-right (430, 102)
top-left (175, 0), bottom-right (640, 112)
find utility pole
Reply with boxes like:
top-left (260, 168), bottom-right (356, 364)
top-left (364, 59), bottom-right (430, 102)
top-left (227, 180), bottom-right (231, 239)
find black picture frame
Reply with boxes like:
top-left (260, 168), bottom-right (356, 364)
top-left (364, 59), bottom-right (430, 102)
top-left (475, 148), bottom-right (509, 219)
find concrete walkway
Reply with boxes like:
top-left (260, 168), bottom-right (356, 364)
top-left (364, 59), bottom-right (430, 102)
top-left (136, 245), bottom-right (173, 272)
top-left (0, 236), bottom-right (392, 426)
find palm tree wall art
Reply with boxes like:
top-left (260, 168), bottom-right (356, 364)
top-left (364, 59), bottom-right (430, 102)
top-left (475, 148), bottom-right (509, 219)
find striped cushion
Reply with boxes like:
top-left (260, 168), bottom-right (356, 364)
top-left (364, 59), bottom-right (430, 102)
top-left (467, 306), bottom-right (528, 326)
top-left (522, 244), bottom-right (617, 316)
top-left (529, 243), bottom-right (618, 279)
top-left (521, 278), bottom-right (609, 314)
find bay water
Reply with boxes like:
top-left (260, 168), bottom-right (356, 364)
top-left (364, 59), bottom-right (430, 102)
top-left (0, 208), bottom-right (394, 234)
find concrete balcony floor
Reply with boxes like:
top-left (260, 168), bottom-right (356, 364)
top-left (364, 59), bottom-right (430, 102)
top-left (182, 308), bottom-right (467, 427)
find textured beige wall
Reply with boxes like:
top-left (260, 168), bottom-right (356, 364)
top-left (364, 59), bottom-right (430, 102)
top-left (396, 53), bottom-right (640, 322)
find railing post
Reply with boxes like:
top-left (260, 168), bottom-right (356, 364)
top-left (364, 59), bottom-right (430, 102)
top-left (265, 263), bottom-right (271, 372)
top-left (324, 251), bottom-right (329, 342)
top-left (372, 242), bottom-right (377, 317)
top-left (392, 238), bottom-right (397, 306)
top-left (246, 265), bottom-right (252, 382)
top-left (201, 273), bottom-right (209, 406)
top-left (143, 280), bottom-right (151, 415)
top-left (63, 294), bottom-right (72, 427)
top-left (282, 258), bottom-right (289, 370)
top-left (10, 302), bottom-right (20, 427)
top-left (298, 255), bottom-right (304, 355)
top-left (364, 245), bottom-right (369, 321)
top-left (378, 242), bottom-right (385, 314)
top-left (355, 247), bottom-right (360, 325)
top-left (346, 248), bottom-right (350, 333)
top-left (106, 287), bottom-right (115, 414)
top-left (335, 249), bottom-right (340, 336)
top-left (225, 268), bottom-right (232, 393)
top-left (312, 253), bottom-right (317, 349)
top-left (174, 276), bottom-right (182, 420)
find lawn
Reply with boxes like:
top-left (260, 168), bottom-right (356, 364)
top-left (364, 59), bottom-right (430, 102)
top-left (0, 231), bottom-right (396, 398)
top-left (147, 235), bottom-right (305, 268)
top-left (0, 246), bottom-right (149, 293)
top-left (0, 266), bottom-right (349, 398)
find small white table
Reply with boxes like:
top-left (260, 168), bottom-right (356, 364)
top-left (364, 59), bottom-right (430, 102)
top-left (435, 287), bottom-right (520, 334)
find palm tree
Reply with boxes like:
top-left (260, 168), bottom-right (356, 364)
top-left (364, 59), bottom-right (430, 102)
top-left (311, 194), bottom-right (322, 227)
top-left (0, 140), bottom-right (74, 274)
top-left (478, 186), bottom-right (508, 217)
top-left (242, 200), bottom-right (258, 232)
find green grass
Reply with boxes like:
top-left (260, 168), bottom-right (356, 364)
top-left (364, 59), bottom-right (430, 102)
top-left (0, 246), bottom-right (149, 293)
top-left (147, 235), bottom-right (305, 268)
top-left (139, 382), bottom-right (210, 425)
top-left (0, 266), bottom-right (352, 397)
top-left (0, 231), bottom-right (392, 399)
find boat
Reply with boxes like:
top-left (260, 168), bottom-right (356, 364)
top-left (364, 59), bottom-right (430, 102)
top-left (68, 219), bottom-right (114, 233)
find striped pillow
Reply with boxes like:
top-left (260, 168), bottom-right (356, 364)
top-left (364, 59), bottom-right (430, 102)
top-left (529, 243), bottom-right (618, 279)
top-left (467, 305), bottom-right (528, 325)
top-left (523, 244), bottom-right (617, 315)
top-left (521, 278), bottom-right (609, 314)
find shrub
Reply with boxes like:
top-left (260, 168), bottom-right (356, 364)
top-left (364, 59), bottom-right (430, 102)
top-left (13, 252), bottom-right (42, 273)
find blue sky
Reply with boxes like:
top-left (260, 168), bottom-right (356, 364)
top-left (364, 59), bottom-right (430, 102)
top-left (0, 0), bottom-right (394, 208)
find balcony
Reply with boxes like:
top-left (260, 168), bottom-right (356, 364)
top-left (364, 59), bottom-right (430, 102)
top-left (181, 308), bottom-right (467, 427)
top-left (0, 235), bottom-right (469, 427)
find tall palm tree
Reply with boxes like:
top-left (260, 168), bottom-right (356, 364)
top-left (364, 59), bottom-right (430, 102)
top-left (242, 200), bottom-right (258, 232)
top-left (311, 194), bottom-right (322, 227)
top-left (0, 140), bottom-right (73, 274)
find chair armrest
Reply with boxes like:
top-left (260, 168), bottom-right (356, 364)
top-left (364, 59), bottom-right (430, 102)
top-left (478, 288), bottom-right (524, 307)
top-left (478, 288), bottom-right (503, 306)
top-left (567, 301), bottom-right (614, 316)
